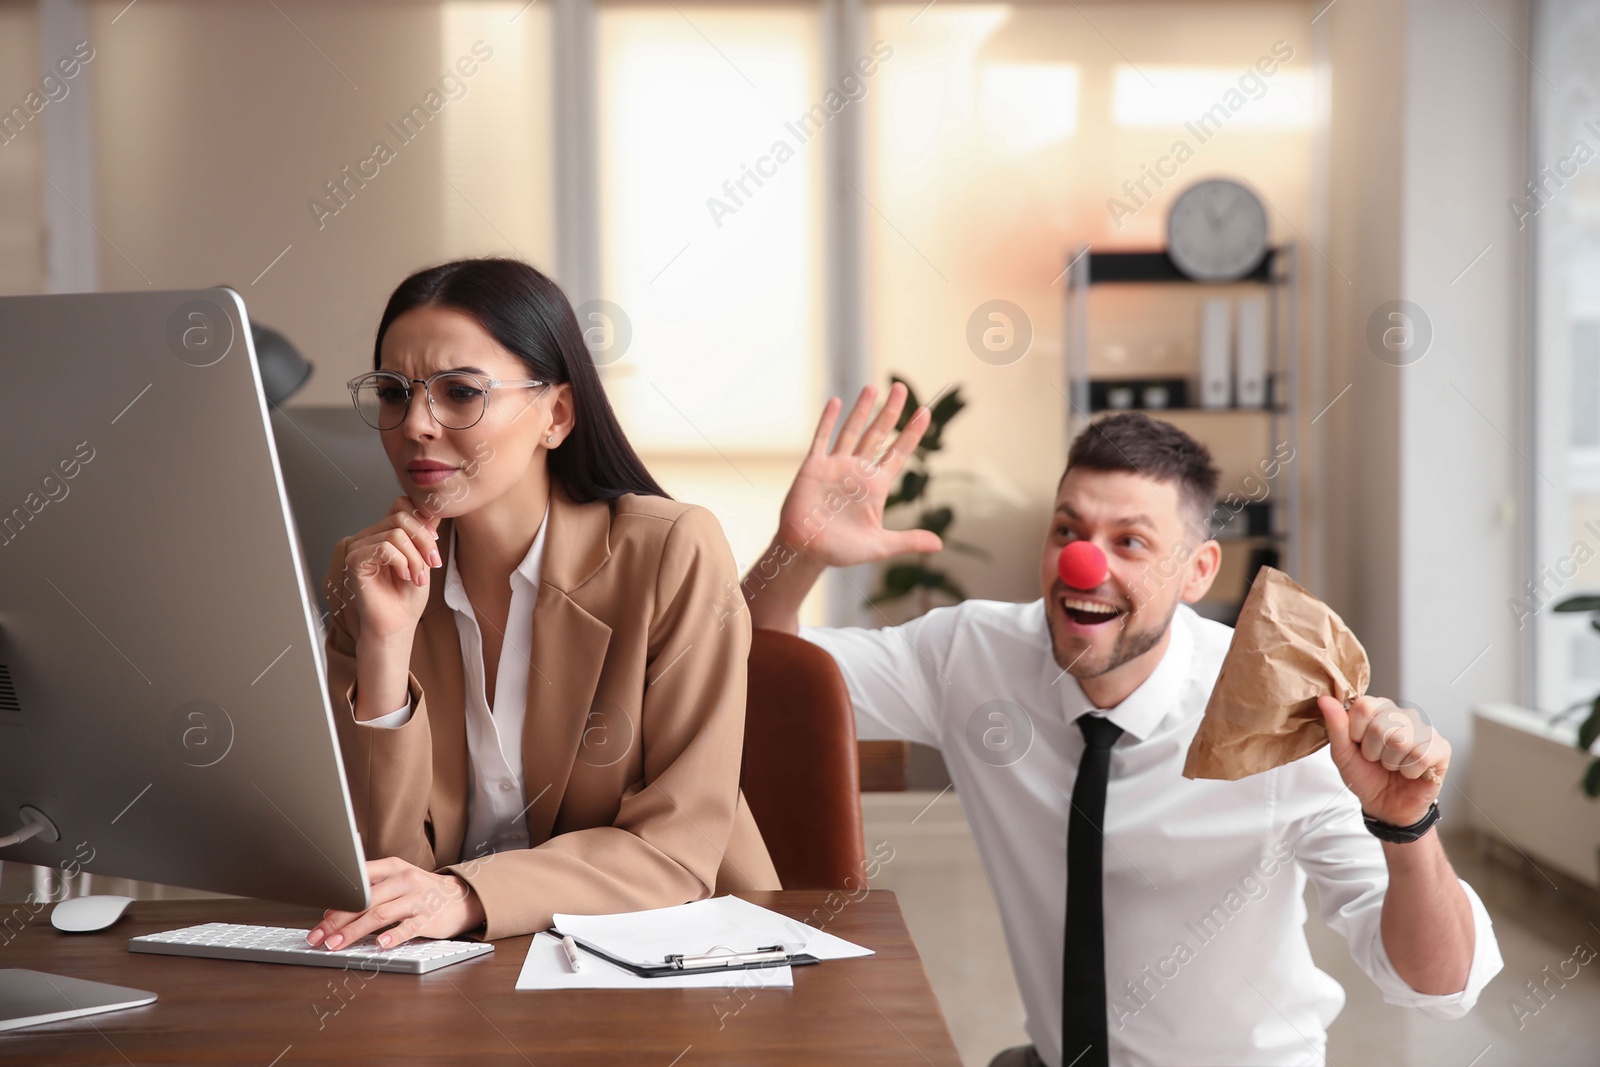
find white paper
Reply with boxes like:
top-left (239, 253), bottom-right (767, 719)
top-left (515, 932), bottom-right (794, 990)
top-left (516, 895), bottom-right (875, 991)
top-left (553, 895), bottom-right (874, 967)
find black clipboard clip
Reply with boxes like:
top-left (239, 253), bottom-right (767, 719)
top-left (551, 932), bottom-right (822, 978)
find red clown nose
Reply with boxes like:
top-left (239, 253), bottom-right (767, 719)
top-left (1057, 540), bottom-right (1107, 591)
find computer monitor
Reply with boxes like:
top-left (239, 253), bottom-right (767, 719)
top-left (268, 404), bottom-right (407, 626)
top-left (0, 288), bottom-right (371, 913)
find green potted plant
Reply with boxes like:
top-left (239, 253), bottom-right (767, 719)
top-left (866, 374), bottom-right (989, 613)
top-left (1548, 595), bottom-right (1600, 796)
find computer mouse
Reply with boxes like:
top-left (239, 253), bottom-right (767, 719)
top-left (50, 895), bottom-right (135, 933)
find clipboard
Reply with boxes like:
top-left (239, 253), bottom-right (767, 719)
top-left (550, 930), bottom-right (822, 979)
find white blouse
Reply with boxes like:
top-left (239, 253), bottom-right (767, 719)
top-left (362, 502), bottom-right (550, 861)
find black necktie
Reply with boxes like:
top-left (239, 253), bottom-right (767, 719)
top-left (1063, 714), bottom-right (1123, 1067)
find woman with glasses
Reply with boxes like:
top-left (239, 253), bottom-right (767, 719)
top-left (307, 258), bottom-right (779, 949)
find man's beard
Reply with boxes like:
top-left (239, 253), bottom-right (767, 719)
top-left (1047, 596), bottom-right (1179, 679)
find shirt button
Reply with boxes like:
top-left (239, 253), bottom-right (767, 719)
top-left (499, 781), bottom-right (514, 792)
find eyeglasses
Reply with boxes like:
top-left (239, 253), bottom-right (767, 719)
top-left (347, 370), bottom-right (549, 431)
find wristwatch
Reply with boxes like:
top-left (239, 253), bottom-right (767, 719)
top-left (1363, 801), bottom-right (1441, 844)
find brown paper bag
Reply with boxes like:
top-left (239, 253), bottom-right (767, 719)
top-left (1183, 566), bottom-right (1370, 781)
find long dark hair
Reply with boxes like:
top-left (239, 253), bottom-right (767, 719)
top-left (373, 258), bottom-right (670, 505)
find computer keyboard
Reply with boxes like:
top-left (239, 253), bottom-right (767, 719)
top-left (128, 922), bottom-right (495, 974)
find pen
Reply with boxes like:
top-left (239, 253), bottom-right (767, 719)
top-left (669, 945), bottom-right (789, 969)
top-left (561, 934), bottom-right (581, 972)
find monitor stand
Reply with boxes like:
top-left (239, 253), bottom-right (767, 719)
top-left (0, 969), bottom-right (157, 1032)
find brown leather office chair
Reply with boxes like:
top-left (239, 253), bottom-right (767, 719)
top-left (740, 628), bottom-right (868, 891)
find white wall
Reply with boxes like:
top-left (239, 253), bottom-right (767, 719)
top-left (1397, 0), bottom-right (1527, 765)
top-left (83, 0), bottom-right (555, 405)
top-left (1321, 0), bottom-right (1406, 695)
top-left (1322, 0), bottom-right (1529, 765)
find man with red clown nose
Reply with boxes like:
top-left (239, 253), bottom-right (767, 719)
top-left (740, 389), bottom-right (1501, 1067)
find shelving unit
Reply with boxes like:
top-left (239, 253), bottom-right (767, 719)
top-left (1061, 245), bottom-right (1301, 617)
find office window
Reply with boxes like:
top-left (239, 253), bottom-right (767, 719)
top-left (439, 3), bottom-right (553, 269)
top-left (596, 4), bottom-right (825, 593)
top-left (596, 4), bottom-right (823, 454)
top-left (1112, 65), bottom-right (1313, 128)
top-left (980, 63), bottom-right (1081, 151)
top-left (1531, 0), bottom-right (1600, 709)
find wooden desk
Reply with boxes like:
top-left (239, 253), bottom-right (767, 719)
top-left (2, 890), bottom-right (960, 1065)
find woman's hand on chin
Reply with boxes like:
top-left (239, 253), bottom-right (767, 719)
top-left (343, 496), bottom-right (443, 645)
top-left (306, 857), bottom-right (485, 949)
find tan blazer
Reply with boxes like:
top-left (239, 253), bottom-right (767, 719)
top-left (321, 480), bottom-right (780, 940)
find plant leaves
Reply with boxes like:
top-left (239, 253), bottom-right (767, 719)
top-left (887, 469), bottom-right (928, 508)
top-left (880, 562), bottom-right (921, 596)
top-left (868, 372), bottom-right (977, 610)
top-left (867, 558), bottom-right (970, 600)
top-left (1584, 758), bottom-right (1600, 799)
top-left (930, 389), bottom-right (965, 429)
top-left (1580, 700), bottom-right (1600, 753)
top-left (918, 506), bottom-right (954, 537)
top-left (1553, 595), bottom-right (1600, 612)
top-left (890, 374), bottom-right (920, 427)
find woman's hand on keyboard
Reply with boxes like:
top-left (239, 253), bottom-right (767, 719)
top-left (305, 857), bottom-right (485, 951)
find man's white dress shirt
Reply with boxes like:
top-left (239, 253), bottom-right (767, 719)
top-left (800, 600), bottom-right (1502, 1067)
top-left (363, 502), bottom-right (551, 861)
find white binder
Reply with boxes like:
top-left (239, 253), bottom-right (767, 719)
top-left (1235, 295), bottom-right (1268, 408)
top-left (1199, 298), bottom-right (1232, 409)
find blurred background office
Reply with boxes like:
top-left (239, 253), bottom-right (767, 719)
top-left (2, 0), bottom-right (1598, 1063)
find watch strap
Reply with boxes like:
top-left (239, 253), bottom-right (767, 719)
top-left (1363, 801), bottom-right (1441, 844)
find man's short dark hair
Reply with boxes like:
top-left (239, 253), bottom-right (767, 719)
top-left (1061, 412), bottom-right (1221, 534)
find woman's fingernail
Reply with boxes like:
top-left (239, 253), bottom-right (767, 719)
top-left (431, 550), bottom-right (441, 567)
top-left (327, 934), bottom-right (342, 949)
top-left (377, 935), bottom-right (390, 948)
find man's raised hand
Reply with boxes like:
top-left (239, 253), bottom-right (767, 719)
top-left (777, 382), bottom-right (944, 567)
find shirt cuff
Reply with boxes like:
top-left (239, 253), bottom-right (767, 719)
top-left (360, 695), bottom-right (413, 730)
top-left (1367, 876), bottom-right (1504, 1018)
